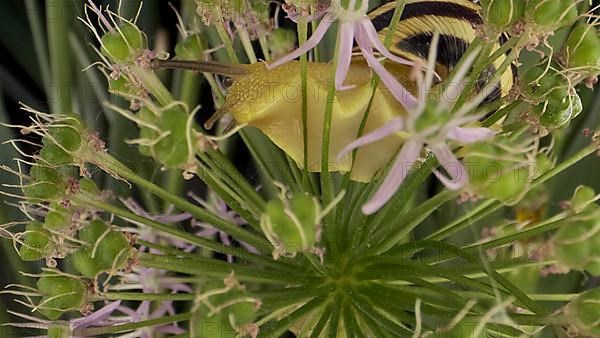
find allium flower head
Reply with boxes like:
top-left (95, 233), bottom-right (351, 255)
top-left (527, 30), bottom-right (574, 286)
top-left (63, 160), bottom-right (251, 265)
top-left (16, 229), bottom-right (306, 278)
top-left (269, 0), bottom-right (417, 109)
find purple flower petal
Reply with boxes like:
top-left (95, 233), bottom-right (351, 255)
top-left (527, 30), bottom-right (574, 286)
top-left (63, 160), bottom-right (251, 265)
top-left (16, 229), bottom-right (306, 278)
top-left (268, 14), bottom-right (334, 69)
top-left (335, 22), bottom-right (356, 90)
top-left (156, 325), bottom-right (186, 334)
top-left (357, 33), bottom-right (418, 110)
top-left (71, 301), bottom-right (121, 330)
top-left (118, 305), bottom-right (140, 320)
top-left (446, 126), bottom-right (496, 144)
top-left (362, 140), bottom-right (423, 214)
top-left (337, 117), bottom-right (404, 160)
top-left (430, 144), bottom-right (467, 190)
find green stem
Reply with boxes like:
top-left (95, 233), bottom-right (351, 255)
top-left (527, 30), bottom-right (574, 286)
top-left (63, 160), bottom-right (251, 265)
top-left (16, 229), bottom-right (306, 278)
top-left (257, 31), bottom-right (271, 61)
top-left (298, 17), bottom-right (312, 191)
top-left (102, 292), bottom-right (195, 302)
top-left (93, 152), bottom-right (271, 252)
top-left (129, 66), bottom-right (174, 106)
top-left (455, 291), bottom-right (576, 302)
top-left (215, 21), bottom-right (239, 63)
top-left (320, 42), bottom-right (341, 206)
top-left (236, 25), bottom-right (257, 63)
top-left (46, 0), bottom-right (74, 115)
top-left (25, 0), bottom-right (51, 97)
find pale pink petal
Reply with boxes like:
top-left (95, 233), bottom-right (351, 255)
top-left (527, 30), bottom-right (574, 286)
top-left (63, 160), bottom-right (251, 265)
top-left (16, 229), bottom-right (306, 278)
top-left (430, 144), bottom-right (467, 190)
top-left (156, 325), bottom-right (186, 334)
top-left (268, 14), bottom-right (334, 69)
top-left (335, 22), bottom-right (356, 90)
top-left (337, 117), bottom-right (404, 159)
top-left (118, 305), bottom-right (140, 320)
top-left (358, 36), bottom-right (418, 110)
top-left (137, 300), bottom-right (151, 316)
top-left (241, 241), bottom-right (259, 254)
top-left (72, 301), bottom-right (121, 329)
top-left (359, 20), bottom-right (414, 66)
top-left (446, 126), bottom-right (496, 144)
top-left (362, 140), bottom-right (423, 214)
top-left (155, 213), bottom-right (192, 223)
top-left (166, 282), bottom-right (193, 293)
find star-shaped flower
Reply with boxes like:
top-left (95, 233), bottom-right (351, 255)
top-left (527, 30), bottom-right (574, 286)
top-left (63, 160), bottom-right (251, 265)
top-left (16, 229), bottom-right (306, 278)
top-left (339, 35), bottom-right (497, 214)
top-left (269, 0), bottom-right (418, 109)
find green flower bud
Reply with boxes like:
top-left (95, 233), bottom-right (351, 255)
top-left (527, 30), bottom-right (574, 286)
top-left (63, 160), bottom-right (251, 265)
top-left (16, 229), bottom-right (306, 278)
top-left (135, 107), bottom-right (158, 157)
top-left (480, 0), bottom-right (525, 31)
top-left (261, 193), bottom-right (320, 258)
top-left (24, 165), bottom-right (65, 200)
top-left (108, 75), bottom-right (138, 97)
top-left (37, 272), bottom-right (86, 320)
top-left (225, 289), bottom-right (259, 327)
top-left (564, 288), bottom-right (600, 337)
top-left (552, 212), bottom-right (600, 275)
top-left (526, 0), bottom-right (578, 30)
top-left (464, 142), bottom-right (532, 205)
top-left (570, 185), bottom-right (597, 214)
top-left (175, 34), bottom-right (208, 60)
top-left (73, 220), bottom-right (130, 277)
top-left (192, 311), bottom-right (234, 337)
top-left (40, 144), bottom-right (73, 165)
top-left (267, 28), bottom-right (297, 59)
top-left (535, 94), bottom-right (578, 130)
top-left (101, 24), bottom-right (147, 63)
top-left (19, 222), bottom-right (52, 261)
top-left (79, 178), bottom-right (101, 195)
top-left (48, 123), bottom-right (82, 152)
top-left (44, 203), bottom-right (72, 230)
top-left (564, 24), bottom-right (600, 73)
top-left (153, 107), bottom-right (190, 167)
top-left (520, 63), bottom-right (569, 104)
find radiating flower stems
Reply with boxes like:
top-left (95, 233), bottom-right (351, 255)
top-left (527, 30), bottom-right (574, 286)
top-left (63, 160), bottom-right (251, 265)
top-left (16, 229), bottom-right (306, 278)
top-left (199, 149), bottom-right (266, 214)
top-left (46, 0), bottom-right (74, 115)
top-left (94, 152), bottom-right (272, 252)
top-left (138, 253), bottom-right (321, 285)
top-left (363, 190), bottom-right (458, 256)
top-left (72, 192), bottom-right (287, 271)
top-left (257, 297), bottom-right (325, 338)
